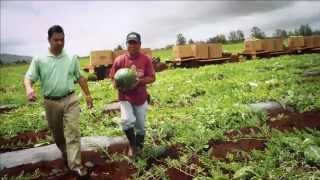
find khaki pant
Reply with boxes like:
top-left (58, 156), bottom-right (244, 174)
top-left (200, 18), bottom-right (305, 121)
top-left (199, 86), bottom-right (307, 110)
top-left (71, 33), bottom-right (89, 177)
top-left (44, 93), bottom-right (85, 174)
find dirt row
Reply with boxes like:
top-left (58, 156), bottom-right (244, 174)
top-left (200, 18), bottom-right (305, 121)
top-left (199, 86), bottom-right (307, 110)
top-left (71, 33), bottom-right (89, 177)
top-left (1, 109), bottom-right (319, 179)
top-left (0, 129), bottom-right (51, 153)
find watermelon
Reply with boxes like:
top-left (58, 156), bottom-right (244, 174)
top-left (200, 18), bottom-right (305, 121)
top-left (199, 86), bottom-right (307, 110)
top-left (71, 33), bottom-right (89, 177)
top-left (304, 145), bottom-right (320, 165)
top-left (87, 73), bottom-right (97, 81)
top-left (233, 166), bottom-right (256, 179)
top-left (114, 68), bottom-right (137, 90)
top-left (302, 138), bottom-right (316, 149)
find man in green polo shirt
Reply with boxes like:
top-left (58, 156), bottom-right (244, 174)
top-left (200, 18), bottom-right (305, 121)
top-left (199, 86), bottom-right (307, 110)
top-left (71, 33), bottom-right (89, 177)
top-left (24, 25), bottom-right (92, 179)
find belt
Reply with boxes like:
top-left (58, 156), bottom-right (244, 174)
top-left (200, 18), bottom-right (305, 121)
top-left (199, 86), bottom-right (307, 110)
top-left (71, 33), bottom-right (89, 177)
top-left (44, 91), bottom-right (74, 100)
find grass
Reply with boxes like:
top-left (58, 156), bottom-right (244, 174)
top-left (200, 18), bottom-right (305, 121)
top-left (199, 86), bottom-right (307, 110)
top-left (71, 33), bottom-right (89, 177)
top-left (1, 45), bottom-right (320, 178)
top-left (0, 64), bottom-right (30, 105)
top-left (79, 56), bottom-right (90, 68)
top-left (152, 49), bottom-right (172, 61)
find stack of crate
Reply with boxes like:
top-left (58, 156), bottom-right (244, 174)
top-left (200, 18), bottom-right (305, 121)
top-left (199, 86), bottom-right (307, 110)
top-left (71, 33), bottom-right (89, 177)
top-left (173, 43), bottom-right (223, 60)
top-left (304, 35), bottom-right (320, 49)
top-left (90, 50), bottom-right (114, 67)
top-left (207, 43), bottom-right (223, 58)
top-left (173, 45), bottom-right (194, 60)
top-left (262, 38), bottom-right (284, 52)
top-left (288, 36), bottom-right (305, 50)
top-left (244, 39), bottom-right (263, 53)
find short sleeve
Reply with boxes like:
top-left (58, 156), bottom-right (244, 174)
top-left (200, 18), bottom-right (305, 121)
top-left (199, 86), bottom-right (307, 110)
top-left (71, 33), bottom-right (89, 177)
top-left (25, 57), bottom-right (40, 82)
top-left (73, 55), bottom-right (82, 81)
top-left (145, 57), bottom-right (155, 77)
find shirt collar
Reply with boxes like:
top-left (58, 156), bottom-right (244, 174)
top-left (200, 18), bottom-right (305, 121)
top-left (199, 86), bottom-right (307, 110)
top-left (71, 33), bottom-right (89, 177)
top-left (47, 49), bottom-right (66, 58)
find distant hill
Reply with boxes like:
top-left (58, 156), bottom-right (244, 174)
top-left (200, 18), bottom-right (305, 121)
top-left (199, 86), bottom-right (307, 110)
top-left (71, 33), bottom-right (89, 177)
top-left (0, 54), bottom-right (32, 64)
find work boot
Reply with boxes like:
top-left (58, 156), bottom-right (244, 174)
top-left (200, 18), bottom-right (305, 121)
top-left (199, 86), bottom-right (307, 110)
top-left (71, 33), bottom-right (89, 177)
top-left (135, 134), bottom-right (145, 156)
top-left (124, 128), bottom-right (137, 158)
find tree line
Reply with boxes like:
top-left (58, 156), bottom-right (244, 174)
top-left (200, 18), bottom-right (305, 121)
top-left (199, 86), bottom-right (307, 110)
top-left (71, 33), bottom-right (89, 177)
top-left (113, 24), bottom-right (319, 50)
top-left (175, 24), bottom-right (319, 46)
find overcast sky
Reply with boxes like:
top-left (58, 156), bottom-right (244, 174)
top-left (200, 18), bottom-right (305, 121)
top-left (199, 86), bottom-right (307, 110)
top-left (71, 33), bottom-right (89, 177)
top-left (1, 1), bottom-right (320, 56)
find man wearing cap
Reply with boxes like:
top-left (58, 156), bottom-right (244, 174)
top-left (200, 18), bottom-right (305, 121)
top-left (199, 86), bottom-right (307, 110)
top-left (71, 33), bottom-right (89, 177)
top-left (109, 32), bottom-right (155, 157)
top-left (24, 25), bottom-right (92, 179)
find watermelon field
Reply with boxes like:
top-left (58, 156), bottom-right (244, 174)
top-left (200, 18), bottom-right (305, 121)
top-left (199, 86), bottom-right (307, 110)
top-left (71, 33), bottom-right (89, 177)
top-left (0, 48), bottom-right (320, 179)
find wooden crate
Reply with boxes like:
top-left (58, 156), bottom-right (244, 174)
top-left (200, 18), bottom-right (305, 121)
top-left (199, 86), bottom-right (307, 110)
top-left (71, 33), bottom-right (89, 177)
top-left (288, 36), bottom-right (304, 49)
top-left (173, 45), bottom-right (194, 60)
top-left (113, 50), bottom-right (127, 59)
top-left (208, 43), bottom-right (223, 58)
top-left (90, 50), bottom-right (114, 66)
top-left (274, 38), bottom-right (285, 51)
top-left (191, 44), bottom-right (209, 59)
top-left (244, 39), bottom-right (263, 53)
top-left (262, 38), bottom-right (276, 52)
top-left (304, 36), bottom-right (314, 49)
top-left (313, 35), bottom-right (320, 48)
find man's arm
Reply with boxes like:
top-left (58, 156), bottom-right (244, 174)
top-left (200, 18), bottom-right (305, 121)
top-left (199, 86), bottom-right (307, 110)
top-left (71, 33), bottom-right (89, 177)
top-left (73, 55), bottom-right (93, 109)
top-left (136, 57), bottom-right (156, 86)
top-left (24, 78), bottom-right (37, 101)
top-left (24, 57), bottom-right (39, 102)
top-left (137, 75), bottom-right (155, 85)
top-left (130, 71), bottom-right (155, 90)
top-left (78, 76), bottom-right (93, 109)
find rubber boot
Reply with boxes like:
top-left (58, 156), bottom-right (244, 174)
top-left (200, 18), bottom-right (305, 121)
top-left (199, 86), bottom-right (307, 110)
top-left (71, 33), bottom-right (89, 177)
top-left (124, 128), bottom-right (136, 158)
top-left (135, 134), bottom-right (145, 156)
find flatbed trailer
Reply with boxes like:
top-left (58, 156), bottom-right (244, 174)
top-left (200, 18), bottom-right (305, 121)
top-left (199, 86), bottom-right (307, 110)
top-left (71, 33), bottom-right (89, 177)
top-left (165, 53), bottom-right (239, 68)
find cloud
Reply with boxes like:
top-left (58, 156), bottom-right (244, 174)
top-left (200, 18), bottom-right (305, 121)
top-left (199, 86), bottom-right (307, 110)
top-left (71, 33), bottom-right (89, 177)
top-left (1, 1), bottom-right (319, 56)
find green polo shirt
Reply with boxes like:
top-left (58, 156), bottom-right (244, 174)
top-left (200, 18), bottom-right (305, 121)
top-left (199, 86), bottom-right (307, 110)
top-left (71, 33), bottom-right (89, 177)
top-left (25, 50), bottom-right (82, 97)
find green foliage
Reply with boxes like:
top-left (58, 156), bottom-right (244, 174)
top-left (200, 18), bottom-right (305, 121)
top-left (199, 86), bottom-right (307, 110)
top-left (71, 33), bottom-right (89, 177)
top-left (1, 51), bottom-right (320, 178)
top-left (152, 48), bottom-right (172, 61)
top-left (233, 166), bottom-right (256, 179)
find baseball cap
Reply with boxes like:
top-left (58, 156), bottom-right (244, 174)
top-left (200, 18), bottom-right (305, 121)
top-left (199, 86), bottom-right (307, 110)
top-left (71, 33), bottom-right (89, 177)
top-left (126, 32), bottom-right (141, 43)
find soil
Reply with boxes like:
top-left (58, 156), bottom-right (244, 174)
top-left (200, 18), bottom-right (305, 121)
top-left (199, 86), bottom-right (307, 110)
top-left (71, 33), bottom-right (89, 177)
top-left (0, 129), bottom-right (51, 153)
top-left (1, 144), bottom-right (187, 179)
top-left (0, 150), bottom-right (136, 180)
top-left (267, 110), bottom-right (320, 132)
top-left (165, 153), bottom-right (201, 180)
top-left (209, 109), bottom-right (320, 160)
top-left (1, 109), bottom-right (319, 178)
top-left (166, 167), bottom-right (194, 180)
top-left (208, 138), bottom-right (267, 160)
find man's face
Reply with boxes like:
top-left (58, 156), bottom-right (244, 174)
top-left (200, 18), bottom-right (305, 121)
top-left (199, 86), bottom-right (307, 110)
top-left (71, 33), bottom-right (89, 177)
top-left (127, 40), bottom-right (141, 55)
top-left (49, 32), bottom-right (64, 52)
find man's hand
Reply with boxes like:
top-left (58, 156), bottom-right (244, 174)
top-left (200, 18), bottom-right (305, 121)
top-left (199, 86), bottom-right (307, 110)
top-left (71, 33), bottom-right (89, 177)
top-left (78, 76), bottom-right (93, 109)
top-left (85, 95), bottom-right (93, 109)
top-left (26, 87), bottom-right (37, 102)
top-left (24, 78), bottom-right (37, 102)
top-left (129, 78), bottom-right (141, 90)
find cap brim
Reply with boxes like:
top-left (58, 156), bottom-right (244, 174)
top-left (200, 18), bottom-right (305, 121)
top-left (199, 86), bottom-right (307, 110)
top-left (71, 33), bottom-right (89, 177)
top-left (126, 38), bottom-right (140, 43)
